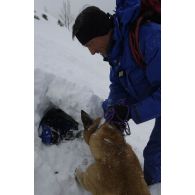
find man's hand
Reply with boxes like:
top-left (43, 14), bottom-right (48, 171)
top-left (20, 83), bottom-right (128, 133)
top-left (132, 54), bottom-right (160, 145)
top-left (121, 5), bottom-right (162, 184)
top-left (104, 104), bottom-right (131, 135)
top-left (105, 104), bottom-right (131, 122)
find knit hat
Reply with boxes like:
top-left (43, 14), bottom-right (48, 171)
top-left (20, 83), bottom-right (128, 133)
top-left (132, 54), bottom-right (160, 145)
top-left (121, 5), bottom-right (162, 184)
top-left (73, 6), bottom-right (113, 45)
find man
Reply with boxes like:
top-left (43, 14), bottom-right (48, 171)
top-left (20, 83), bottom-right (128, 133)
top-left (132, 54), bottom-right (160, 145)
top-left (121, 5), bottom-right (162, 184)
top-left (72, 0), bottom-right (161, 186)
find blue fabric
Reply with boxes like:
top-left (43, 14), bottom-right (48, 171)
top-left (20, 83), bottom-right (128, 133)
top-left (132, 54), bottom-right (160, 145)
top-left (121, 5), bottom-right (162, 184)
top-left (143, 117), bottom-right (161, 185)
top-left (103, 0), bottom-right (161, 124)
top-left (39, 124), bottom-right (52, 145)
top-left (102, 0), bottom-right (161, 185)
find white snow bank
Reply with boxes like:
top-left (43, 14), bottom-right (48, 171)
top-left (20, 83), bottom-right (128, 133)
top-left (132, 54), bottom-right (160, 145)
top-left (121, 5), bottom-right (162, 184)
top-left (34, 68), bottom-right (102, 195)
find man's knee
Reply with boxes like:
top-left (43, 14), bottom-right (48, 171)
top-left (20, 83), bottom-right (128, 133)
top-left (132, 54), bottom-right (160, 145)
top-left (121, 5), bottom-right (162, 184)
top-left (143, 118), bottom-right (161, 185)
top-left (144, 161), bottom-right (161, 185)
top-left (143, 131), bottom-right (161, 182)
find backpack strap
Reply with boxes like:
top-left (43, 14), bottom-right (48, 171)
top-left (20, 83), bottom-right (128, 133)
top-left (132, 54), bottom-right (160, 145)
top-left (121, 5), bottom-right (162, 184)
top-left (143, 0), bottom-right (161, 13)
top-left (129, 15), bottom-right (147, 69)
top-left (129, 0), bottom-right (161, 69)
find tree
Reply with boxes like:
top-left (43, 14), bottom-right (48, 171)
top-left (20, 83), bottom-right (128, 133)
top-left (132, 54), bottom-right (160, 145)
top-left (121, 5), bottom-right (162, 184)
top-left (59, 0), bottom-right (73, 30)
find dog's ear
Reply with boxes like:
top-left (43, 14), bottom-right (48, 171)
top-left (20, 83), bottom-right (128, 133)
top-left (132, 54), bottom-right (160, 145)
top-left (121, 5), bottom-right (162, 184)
top-left (88, 117), bottom-right (101, 131)
top-left (81, 110), bottom-right (93, 129)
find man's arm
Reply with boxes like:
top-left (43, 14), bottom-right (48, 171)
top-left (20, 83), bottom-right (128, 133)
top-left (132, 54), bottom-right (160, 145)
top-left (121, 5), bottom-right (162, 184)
top-left (131, 23), bottom-right (161, 124)
top-left (102, 68), bottom-right (130, 111)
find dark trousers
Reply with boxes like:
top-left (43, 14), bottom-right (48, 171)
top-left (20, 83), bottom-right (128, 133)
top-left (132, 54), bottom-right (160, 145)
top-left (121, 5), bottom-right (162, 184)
top-left (143, 117), bottom-right (161, 185)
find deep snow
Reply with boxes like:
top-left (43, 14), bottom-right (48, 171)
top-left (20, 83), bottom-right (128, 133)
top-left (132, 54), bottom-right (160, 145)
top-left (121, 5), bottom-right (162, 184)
top-left (34, 9), bottom-right (161, 195)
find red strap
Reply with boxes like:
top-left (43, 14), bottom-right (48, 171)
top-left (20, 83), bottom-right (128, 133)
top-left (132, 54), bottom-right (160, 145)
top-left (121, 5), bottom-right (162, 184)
top-left (148, 0), bottom-right (161, 13)
top-left (129, 16), bottom-right (146, 68)
top-left (142, 0), bottom-right (161, 13)
top-left (129, 0), bottom-right (161, 68)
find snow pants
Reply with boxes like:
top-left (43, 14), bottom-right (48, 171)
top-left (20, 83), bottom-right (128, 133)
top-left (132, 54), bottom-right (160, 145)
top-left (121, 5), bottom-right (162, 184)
top-left (143, 117), bottom-right (161, 185)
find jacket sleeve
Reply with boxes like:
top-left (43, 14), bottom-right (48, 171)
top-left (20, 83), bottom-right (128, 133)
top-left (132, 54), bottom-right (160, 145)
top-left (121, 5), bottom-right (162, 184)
top-left (131, 87), bottom-right (161, 123)
top-left (102, 68), bottom-right (129, 112)
top-left (131, 24), bottom-right (161, 124)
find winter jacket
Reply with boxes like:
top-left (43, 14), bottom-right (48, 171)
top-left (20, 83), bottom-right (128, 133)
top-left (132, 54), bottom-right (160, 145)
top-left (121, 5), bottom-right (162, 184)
top-left (102, 0), bottom-right (161, 124)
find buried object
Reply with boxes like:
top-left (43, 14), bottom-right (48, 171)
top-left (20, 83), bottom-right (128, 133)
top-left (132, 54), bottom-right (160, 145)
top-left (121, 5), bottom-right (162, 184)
top-left (38, 108), bottom-right (80, 144)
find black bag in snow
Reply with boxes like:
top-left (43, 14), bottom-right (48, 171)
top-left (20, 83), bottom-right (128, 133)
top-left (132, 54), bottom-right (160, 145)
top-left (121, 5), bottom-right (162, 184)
top-left (38, 108), bottom-right (79, 144)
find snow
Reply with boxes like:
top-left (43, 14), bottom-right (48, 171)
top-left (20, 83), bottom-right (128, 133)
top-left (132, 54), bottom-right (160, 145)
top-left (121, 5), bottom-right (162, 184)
top-left (34, 3), bottom-right (161, 195)
top-left (34, 0), bottom-right (115, 19)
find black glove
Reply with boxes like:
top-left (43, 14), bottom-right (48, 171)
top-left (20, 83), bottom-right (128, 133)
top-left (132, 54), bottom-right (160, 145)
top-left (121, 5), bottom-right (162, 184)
top-left (105, 104), bottom-right (131, 122)
top-left (104, 104), bottom-right (131, 135)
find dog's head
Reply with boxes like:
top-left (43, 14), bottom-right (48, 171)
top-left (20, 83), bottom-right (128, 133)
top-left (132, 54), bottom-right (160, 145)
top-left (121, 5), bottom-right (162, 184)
top-left (81, 110), bottom-right (126, 161)
top-left (81, 110), bottom-right (94, 130)
top-left (81, 110), bottom-right (101, 144)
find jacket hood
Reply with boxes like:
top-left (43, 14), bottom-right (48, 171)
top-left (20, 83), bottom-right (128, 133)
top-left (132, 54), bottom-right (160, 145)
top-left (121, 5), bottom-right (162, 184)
top-left (108, 0), bottom-right (141, 64)
top-left (115, 0), bottom-right (141, 34)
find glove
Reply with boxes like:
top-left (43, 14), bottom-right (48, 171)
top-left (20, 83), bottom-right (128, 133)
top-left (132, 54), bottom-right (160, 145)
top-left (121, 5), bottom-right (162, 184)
top-left (104, 104), bottom-right (131, 122)
top-left (104, 104), bottom-right (131, 135)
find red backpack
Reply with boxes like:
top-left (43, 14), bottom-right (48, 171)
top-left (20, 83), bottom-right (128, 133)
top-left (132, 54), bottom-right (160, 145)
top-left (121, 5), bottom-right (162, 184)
top-left (129, 0), bottom-right (161, 68)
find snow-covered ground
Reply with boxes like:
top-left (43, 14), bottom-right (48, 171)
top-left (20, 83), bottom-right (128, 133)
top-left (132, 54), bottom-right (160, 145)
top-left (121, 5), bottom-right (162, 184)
top-left (34, 8), bottom-right (161, 195)
top-left (34, 0), bottom-right (115, 20)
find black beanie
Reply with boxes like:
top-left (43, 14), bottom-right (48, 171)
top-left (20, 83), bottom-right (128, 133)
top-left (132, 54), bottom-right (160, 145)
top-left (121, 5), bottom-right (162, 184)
top-left (73, 6), bottom-right (113, 45)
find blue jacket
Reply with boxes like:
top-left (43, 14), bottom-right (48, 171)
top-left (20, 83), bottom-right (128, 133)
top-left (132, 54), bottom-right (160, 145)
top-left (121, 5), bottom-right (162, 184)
top-left (102, 0), bottom-right (161, 124)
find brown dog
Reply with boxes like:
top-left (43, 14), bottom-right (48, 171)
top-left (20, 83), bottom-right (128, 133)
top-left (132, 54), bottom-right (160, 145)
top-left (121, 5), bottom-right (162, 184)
top-left (75, 110), bottom-right (150, 195)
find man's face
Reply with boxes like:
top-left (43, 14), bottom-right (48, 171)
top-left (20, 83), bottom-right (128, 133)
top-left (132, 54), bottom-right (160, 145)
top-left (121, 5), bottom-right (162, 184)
top-left (84, 32), bottom-right (111, 57)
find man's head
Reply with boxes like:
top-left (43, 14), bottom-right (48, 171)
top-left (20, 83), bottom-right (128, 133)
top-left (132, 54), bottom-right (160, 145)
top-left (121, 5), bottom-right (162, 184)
top-left (72, 6), bottom-right (113, 56)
